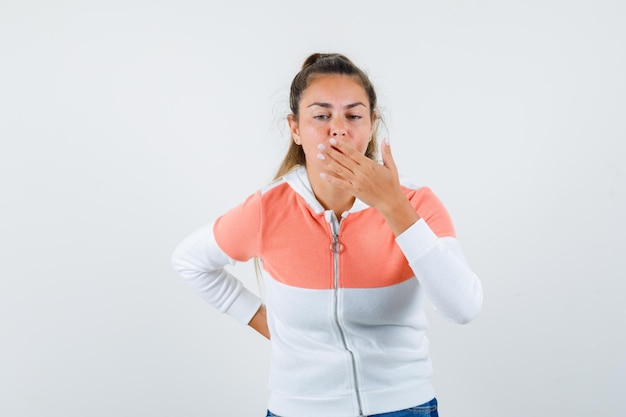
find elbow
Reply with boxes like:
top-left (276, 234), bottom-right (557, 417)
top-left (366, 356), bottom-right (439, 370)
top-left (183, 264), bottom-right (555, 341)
top-left (453, 306), bottom-right (481, 325)
top-left (171, 240), bottom-right (193, 275)
top-left (452, 291), bottom-right (483, 325)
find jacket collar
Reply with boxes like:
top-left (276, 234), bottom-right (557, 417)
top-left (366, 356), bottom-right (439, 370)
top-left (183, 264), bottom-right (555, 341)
top-left (284, 166), bottom-right (370, 215)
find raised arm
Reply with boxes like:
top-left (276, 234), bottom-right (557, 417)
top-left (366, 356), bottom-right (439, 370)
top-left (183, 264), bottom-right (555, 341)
top-left (319, 138), bottom-right (482, 323)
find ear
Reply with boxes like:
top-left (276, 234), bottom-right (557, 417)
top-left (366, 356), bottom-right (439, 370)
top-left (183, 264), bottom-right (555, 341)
top-left (287, 114), bottom-right (301, 145)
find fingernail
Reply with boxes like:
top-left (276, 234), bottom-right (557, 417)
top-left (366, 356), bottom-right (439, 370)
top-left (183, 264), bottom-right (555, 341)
top-left (317, 143), bottom-right (326, 150)
top-left (384, 137), bottom-right (390, 146)
top-left (317, 153), bottom-right (325, 160)
top-left (329, 138), bottom-right (337, 145)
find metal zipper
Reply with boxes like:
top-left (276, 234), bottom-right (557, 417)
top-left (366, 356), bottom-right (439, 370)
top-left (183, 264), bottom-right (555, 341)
top-left (328, 213), bottom-right (365, 417)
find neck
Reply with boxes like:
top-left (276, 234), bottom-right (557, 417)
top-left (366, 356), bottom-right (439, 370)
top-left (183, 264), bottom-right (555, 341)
top-left (306, 168), bottom-right (355, 218)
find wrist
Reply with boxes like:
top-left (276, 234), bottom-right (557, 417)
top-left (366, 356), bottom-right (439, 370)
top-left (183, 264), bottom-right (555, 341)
top-left (379, 194), bottom-right (420, 237)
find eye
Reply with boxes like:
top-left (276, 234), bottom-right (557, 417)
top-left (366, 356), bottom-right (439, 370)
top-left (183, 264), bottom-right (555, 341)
top-left (314, 115), bottom-right (330, 120)
top-left (347, 114), bottom-right (362, 120)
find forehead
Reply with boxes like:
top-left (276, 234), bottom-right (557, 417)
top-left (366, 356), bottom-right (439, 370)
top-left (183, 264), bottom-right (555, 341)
top-left (301, 74), bottom-right (369, 107)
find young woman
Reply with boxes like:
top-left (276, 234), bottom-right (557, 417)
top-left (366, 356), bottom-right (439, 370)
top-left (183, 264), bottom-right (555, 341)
top-left (172, 53), bottom-right (483, 417)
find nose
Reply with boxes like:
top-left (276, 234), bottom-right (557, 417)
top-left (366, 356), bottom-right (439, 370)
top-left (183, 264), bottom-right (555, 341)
top-left (331, 120), bottom-right (347, 137)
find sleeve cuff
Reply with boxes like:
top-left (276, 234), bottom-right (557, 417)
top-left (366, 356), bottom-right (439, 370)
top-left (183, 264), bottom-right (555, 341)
top-left (395, 218), bottom-right (439, 263)
top-left (224, 287), bottom-right (263, 325)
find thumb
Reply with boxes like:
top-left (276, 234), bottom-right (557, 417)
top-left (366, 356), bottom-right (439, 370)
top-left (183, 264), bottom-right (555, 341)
top-left (381, 138), bottom-right (397, 172)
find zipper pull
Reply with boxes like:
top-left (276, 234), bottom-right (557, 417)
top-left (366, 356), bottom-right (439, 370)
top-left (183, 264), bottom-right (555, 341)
top-left (330, 233), bottom-right (344, 254)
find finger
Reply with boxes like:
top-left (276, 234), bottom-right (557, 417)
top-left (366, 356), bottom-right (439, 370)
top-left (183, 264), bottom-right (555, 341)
top-left (381, 138), bottom-right (397, 173)
top-left (324, 151), bottom-right (357, 177)
top-left (326, 138), bottom-right (368, 166)
top-left (317, 148), bottom-right (354, 180)
top-left (319, 143), bottom-right (359, 177)
top-left (320, 171), bottom-right (353, 192)
top-left (321, 156), bottom-right (353, 179)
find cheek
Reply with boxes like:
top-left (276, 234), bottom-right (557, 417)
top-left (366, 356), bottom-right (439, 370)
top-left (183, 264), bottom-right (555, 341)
top-left (300, 123), bottom-right (325, 135)
top-left (299, 126), bottom-right (328, 147)
top-left (357, 141), bottom-right (370, 154)
top-left (356, 128), bottom-right (373, 151)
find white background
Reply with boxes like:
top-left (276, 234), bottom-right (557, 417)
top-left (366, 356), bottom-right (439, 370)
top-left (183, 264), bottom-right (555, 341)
top-left (1, 1), bottom-right (625, 416)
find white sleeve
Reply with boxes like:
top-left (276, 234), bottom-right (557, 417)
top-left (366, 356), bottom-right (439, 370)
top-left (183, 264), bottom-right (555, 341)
top-left (171, 222), bottom-right (263, 325)
top-left (395, 219), bottom-right (483, 324)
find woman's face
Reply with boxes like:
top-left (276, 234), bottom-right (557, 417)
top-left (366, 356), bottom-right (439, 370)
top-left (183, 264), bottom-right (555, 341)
top-left (288, 74), bottom-right (375, 170)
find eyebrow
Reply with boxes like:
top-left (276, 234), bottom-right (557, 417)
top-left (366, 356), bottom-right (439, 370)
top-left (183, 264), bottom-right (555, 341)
top-left (307, 102), bottom-right (368, 109)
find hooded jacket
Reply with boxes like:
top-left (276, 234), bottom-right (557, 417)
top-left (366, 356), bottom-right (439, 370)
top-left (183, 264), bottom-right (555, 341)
top-left (172, 166), bottom-right (483, 417)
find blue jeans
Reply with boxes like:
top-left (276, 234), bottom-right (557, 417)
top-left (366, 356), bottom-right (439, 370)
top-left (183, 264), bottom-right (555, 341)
top-left (266, 397), bottom-right (438, 417)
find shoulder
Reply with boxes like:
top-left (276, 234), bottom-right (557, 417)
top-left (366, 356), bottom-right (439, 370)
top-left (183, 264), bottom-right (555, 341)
top-left (399, 178), bottom-right (456, 238)
top-left (399, 177), bottom-right (437, 204)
